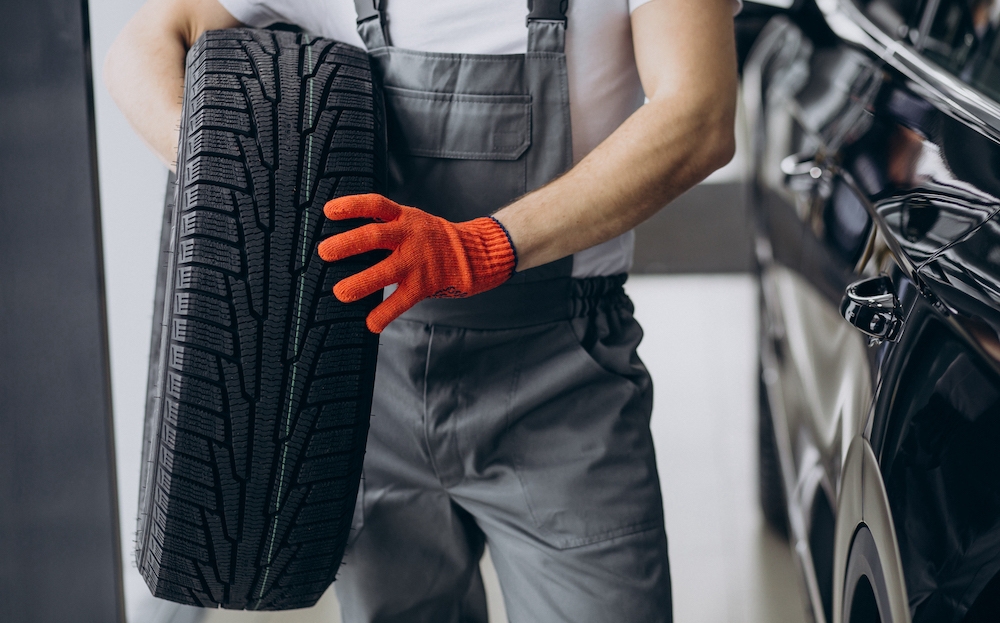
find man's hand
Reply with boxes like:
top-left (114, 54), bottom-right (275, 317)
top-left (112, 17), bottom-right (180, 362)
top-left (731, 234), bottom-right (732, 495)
top-left (104, 0), bottom-right (242, 169)
top-left (318, 194), bottom-right (516, 333)
top-left (492, 0), bottom-right (738, 271)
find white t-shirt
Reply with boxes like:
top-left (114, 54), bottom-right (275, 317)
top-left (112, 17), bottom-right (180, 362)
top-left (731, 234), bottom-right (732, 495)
top-left (217, 0), bottom-right (739, 277)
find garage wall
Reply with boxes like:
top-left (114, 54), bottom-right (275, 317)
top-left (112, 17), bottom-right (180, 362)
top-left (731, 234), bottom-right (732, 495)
top-left (633, 181), bottom-right (752, 274)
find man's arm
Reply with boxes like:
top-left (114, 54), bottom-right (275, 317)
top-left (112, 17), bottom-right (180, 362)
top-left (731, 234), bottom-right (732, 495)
top-left (493, 0), bottom-right (738, 271)
top-left (318, 0), bottom-right (738, 332)
top-left (104, 0), bottom-right (242, 170)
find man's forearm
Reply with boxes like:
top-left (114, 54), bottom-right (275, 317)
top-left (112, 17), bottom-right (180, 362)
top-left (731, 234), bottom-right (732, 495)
top-left (104, 0), bottom-right (241, 170)
top-left (493, 93), bottom-right (735, 272)
top-left (494, 0), bottom-right (738, 272)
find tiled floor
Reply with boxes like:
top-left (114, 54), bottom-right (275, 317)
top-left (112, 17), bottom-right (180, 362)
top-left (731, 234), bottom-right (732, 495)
top-left (190, 275), bottom-right (808, 623)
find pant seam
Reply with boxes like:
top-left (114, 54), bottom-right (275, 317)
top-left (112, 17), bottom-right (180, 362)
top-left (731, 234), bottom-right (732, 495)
top-left (421, 324), bottom-right (447, 487)
top-left (502, 333), bottom-right (548, 531)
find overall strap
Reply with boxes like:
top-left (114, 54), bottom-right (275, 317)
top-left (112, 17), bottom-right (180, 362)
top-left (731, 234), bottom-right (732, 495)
top-left (353, 0), bottom-right (391, 50)
top-left (526, 0), bottom-right (568, 53)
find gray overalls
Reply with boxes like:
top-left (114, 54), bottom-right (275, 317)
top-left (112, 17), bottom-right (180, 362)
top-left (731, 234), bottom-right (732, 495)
top-left (338, 2), bottom-right (672, 621)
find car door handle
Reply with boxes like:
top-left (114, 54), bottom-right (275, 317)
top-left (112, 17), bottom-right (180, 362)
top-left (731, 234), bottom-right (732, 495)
top-left (840, 274), bottom-right (903, 346)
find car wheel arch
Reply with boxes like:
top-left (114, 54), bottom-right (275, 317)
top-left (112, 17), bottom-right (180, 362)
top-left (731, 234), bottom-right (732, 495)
top-left (834, 435), bottom-right (911, 623)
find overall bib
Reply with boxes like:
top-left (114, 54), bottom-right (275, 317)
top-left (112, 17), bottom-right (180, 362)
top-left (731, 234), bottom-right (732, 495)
top-left (338, 2), bottom-right (672, 621)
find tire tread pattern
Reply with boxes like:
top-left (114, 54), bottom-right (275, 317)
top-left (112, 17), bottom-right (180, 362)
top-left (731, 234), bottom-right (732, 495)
top-left (136, 28), bottom-right (384, 610)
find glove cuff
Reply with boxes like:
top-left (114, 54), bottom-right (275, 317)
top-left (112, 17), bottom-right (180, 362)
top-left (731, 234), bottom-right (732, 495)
top-left (487, 216), bottom-right (518, 272)
top-left (460, 217), bottom-right (518, 291)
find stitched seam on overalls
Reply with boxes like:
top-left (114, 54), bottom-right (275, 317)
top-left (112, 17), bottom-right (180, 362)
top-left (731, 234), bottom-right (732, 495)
top-left (556, 56), bottom-right (573, 166)
top-left (503, 332), bottom-right (549, 530)
top-left (557, 521), bottom-right (663, 550)
top-left (384, 86), bottom-right (531, 103)
top-left (401, 149), bottom-right (527, 160)
top-left (421, 324), bottom-right (447, 486)
top-left (377, 49), bottom-right (529, 62)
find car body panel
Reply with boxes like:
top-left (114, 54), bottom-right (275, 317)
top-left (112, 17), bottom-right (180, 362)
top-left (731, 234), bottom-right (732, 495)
top-left (832, 435), bottom-right (865, 623)
top-left (745, 1), bottom-right (1000, 621)
top-left (878, 312), bottom-right (1000, 623)
top-left (862, 435), bottom-right (911, 623)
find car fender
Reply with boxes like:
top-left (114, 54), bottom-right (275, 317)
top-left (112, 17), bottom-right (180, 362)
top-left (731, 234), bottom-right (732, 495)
top-left (834, 435), bottom-right (911, 622)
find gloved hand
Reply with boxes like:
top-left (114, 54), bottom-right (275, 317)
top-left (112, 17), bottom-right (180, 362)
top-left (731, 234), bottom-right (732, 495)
top-left (317, 194), bottom-right (517, 333)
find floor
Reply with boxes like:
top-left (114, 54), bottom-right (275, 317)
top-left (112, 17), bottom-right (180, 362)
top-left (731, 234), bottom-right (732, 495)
top-left (190, 275), bottom-right (808, 623)
top-left (629, 275), bottom-right (806, 623)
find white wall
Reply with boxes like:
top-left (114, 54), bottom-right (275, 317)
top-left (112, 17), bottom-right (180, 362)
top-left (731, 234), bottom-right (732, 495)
top-left (88, 2), bottom-right (169, 620)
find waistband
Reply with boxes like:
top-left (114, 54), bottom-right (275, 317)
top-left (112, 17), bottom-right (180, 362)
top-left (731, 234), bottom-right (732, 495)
top-left (398, 274), bottom-right (630, 330)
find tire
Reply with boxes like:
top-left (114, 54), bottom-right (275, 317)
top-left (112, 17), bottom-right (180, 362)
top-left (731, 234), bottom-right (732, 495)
top-left (136, 28), bottom-right (386, 611)
top-left (138, 170), bottom-right (176, 537)
top-left (759, 370), bottom-right (790, 539)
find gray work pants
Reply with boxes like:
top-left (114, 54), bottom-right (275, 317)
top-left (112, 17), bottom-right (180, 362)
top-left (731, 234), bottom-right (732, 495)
top-left (335, 285), bottom-right (672, 622)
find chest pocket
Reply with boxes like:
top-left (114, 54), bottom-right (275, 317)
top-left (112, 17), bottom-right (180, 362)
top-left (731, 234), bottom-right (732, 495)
top-left (383, 86), bottom-right (532, 222)
top-left (386, 86), bottom-right (531, 159)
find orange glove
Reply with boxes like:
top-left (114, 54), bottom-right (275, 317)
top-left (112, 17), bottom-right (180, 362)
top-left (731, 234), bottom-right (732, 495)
top-left (317, 194), bottom-right (517, 333)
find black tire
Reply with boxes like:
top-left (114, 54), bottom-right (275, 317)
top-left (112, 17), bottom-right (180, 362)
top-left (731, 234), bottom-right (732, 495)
top-left (136, 28), bottom-right (386, 611)
top-left (759, 370), bottom-right (790, 540)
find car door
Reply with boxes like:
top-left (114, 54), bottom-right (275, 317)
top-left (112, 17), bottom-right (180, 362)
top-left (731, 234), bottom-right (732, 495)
top-left (844, 1), bottom-right (1000, 621)
top-left (751, 1), bottom-right (1000, 622)
top-left (748, 12), bottom-right (882, 622)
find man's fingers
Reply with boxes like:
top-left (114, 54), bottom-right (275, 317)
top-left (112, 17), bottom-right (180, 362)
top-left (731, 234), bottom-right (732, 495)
top-left (365, 281), bottom-right (422, 333)
top-left (317, 222), bottom-right (399, 262)
top-left (332, 254), bottom-right (408, 303)
top-left (324, 193), bottom-right (402, 222)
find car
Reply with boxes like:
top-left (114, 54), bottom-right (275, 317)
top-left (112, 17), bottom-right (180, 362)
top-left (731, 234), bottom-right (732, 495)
top-left (744, 1), bottom-right (1000, 622)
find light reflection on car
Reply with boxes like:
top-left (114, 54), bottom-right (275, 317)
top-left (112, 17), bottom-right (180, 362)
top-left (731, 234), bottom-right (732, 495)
top-left (743, 0), bottom-right (1000, 621)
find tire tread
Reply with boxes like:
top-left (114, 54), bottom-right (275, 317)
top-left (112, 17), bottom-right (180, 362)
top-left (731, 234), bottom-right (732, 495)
top-left (136, 28), bottom-right (383, 610)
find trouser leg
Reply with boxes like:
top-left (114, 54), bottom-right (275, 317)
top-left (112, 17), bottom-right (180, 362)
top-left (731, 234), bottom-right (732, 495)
top-left (334, 321), bottom-right (488, 623)
top-left (338, 295), bottom-right (672, 622)
top-left (441, 303), bottom-right (672, 622)
top-left (483, 522), bottom-right (671, 623)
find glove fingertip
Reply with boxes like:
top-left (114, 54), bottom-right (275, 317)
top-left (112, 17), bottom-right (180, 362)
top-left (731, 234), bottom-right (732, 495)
top-left (325, 194), bottom-right (401, 222)
top-left (333, 281), bottom-right (361, 303)
top-left (366, 314), bottom-right (386, 334)
top-left (323, 196), bottom-right (351, 220)
top-left (317, 238), bottom-right (338, 262)
top-left (365, 285), bottom-right (420, 334)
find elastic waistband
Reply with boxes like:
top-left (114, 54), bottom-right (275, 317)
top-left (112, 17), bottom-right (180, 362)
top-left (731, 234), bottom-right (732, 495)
top-left (398, 274), bottom-right (630, 329)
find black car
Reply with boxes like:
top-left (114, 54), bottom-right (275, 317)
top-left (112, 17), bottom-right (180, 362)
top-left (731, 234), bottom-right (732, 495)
top-left (744, 1), bottom-right (1000, 622)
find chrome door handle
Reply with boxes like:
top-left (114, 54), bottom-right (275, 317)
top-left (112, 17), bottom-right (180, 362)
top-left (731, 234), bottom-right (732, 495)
top-left (840, 275), bottom-right (903, 346)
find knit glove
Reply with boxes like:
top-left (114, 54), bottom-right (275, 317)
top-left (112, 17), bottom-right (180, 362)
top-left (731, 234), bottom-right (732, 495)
top-left (317, 194), bottom-right (517, 333)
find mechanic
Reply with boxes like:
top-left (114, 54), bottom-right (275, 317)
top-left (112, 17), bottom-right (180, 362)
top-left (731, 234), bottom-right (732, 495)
top-left (106, 0), bottom-right (738, 620)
